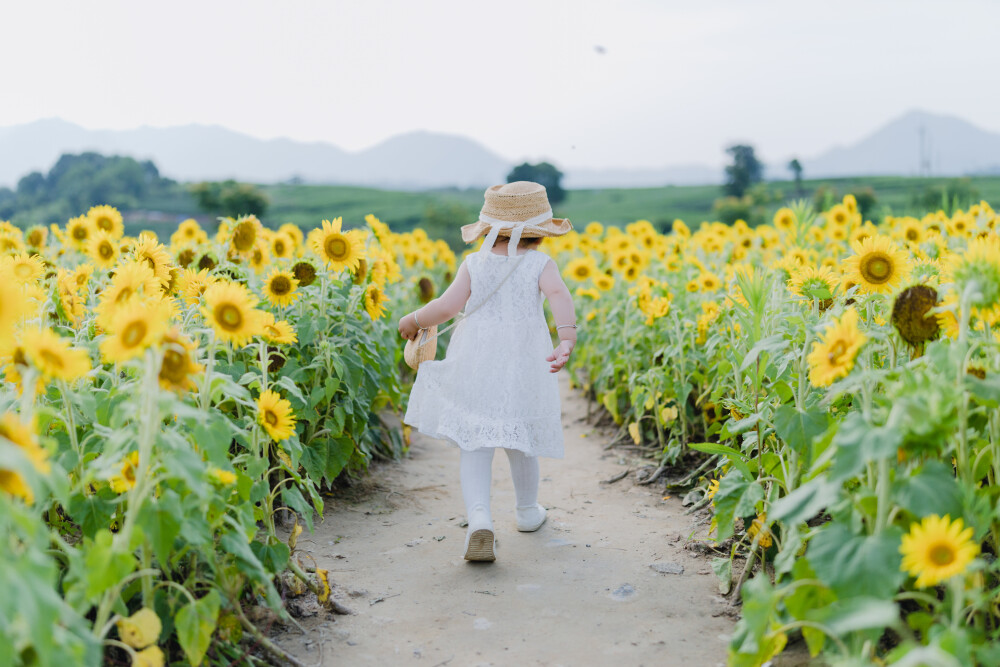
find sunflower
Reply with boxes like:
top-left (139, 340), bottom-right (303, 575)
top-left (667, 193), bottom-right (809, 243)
top-left (263, 269), bottom-right (299, 307)
top-left (698, 271), bottom-right (722, 292)
top-left (269, 232), bottom-right (294, 259)
top-left (705, 478), bottom-right (720, 500)
top-left (87, 231), bottom-right (120, 269)
top-left (170, 218), bottom-right (206, 247)
top-left (564, 257), bottom-right (597, 282)
top-left (292, 260), bottom-right (318, 287)
top-left (229, 215), bottom-right (262, 258)
top-left (747, 513), bottom-right (772, 548)
top-left (201, 281), bottom-right (265, 346)
top-left (23, 328), bottom-right (91, 382)
top-left (773, 208), bottom-right (797, 232)
top-left (312, 218), bottom-right (364, 272)
top-left (896, 219), bottom-right (925, 245)
top-left (177, 268), bottom-right (217, 306)
top-left (257, 390), bottom-right (296, 441)
top-left (826, 204), bottom-right (852, 228)
top-left (2, 253), bottom-right (45, 284)
top-left (0, 413), bottom-right (49, 503)
top-left (947, 235), bottom-right (1000, 309)
top-left (279, 222), bottom-right (304, 249)
top-left (66, 216), bottom-right (94, 249)
top-left (593, 273), bottom-right (615, 291)
top-left (100, 299), bottom-right (171, 363)
top-left (900, 514), bottom-right (978, 588)
top-left (109, 452), bottom-right (140, 494)
top-left (25, 225), bottom-right (47, 249)
top-left (83, 205), bottom-right (122, 239)
top-left (95, 261), bottom-right (161, 328)
top-left (197, 252), bottom-right (218, 271)
top-left (364, 283), bottom-right (388, 320)
top-left (260, 312), bottom-right (298, 345)
top-left (788, 265), bottom-right (838, 299)
top-left (417, 277), bottom-right (436, 303)
top-left (158, 329), bottom-right (202, 392)
top-left (131, 233), bottom-right (174, 287)
top-left (806, 308), bottom-right (866, 387)
top-left (842, 235), bottom-right (911, 295)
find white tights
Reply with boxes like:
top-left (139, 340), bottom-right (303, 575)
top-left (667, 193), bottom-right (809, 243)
top-left (460, 447), bottom-right (539, 527)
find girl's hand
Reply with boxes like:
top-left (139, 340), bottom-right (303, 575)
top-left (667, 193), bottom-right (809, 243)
top-left (546, 340), bottom-right (574, 373)
top-left (398, 313), bottom-right (419, 340)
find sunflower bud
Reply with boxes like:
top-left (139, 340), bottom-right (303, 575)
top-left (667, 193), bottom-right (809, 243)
top-left (352, 258), bottom-right (369, 285)
top-left (116, 608), bottom-right (162, 649)
top-left (177, 247), bottom-right (195, 268)
top-left (891, 285), bottom-right (940, 347)
top-left (197, 253), bottom-right (217, 271)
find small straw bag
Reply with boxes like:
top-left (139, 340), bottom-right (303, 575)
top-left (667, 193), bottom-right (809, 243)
top-left (403, 256), bottom-right (523, 370)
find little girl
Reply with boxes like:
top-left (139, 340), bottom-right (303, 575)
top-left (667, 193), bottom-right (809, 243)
top-left (398, 181), bottom-right (577, 562)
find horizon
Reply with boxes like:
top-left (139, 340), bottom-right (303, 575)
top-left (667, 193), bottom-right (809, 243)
top-left (3, 1), bottom-right (1000, 171)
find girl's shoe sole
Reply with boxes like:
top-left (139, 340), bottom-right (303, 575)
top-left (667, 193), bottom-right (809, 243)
top-left (464, 529), bottom-right (496, 561)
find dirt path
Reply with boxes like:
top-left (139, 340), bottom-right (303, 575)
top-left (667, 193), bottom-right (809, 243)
top-left (276, 375), bottom-right (735, 666)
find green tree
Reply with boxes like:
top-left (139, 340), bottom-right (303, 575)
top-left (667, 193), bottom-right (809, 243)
top-left (723, 145), bottom-right (764, 198)
top-left (506, 162), bottom-right (566, 205)
top-left (787, 158), bottom-right (803, 195)
top-left (191, 180), bottom-right (269, 218)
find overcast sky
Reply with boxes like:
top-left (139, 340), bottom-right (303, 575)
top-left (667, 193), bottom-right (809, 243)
top-left (2, 0), bottom-right (999, 169)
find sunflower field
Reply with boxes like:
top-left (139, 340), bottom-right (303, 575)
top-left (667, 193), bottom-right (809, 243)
top-left (0, 208), bottom-right (454, 665)
top-left (546, 197), bottom-right (1000, 665)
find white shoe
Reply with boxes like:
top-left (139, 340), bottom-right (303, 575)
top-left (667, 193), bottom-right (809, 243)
top-left (516, 504), bottom-right (547, 532)
top-left (463, 516), bottom-right (497, 561)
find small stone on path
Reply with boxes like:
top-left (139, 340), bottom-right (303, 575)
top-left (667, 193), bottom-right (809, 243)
top-left (610, 583), bottom-right (636, 601)
top-left (650, 562), bottom-right (685, 575)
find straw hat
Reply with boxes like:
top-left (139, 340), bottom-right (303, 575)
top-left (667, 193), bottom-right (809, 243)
top-left (461, 181), bottom-right (573, 245)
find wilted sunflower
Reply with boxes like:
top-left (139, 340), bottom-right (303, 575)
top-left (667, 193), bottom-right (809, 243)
top-left (257, 390), bottom-right (296, 441)
top-left (364, 283), bottom-right (388, 320)
top-left (806, 308), bottom-right (866, 387)
top-left (312, 218), bottom-right (363, 272)
top-left (87, 231), bottom-right (120, 269)
top-left (66, 216), bottom-right (93, 249)
top-left (176, 247), bottom-right (196, 268)
top-left (900, 514), bottom-right (978, 588)
top-left (260, 312), bottom-right (297, 345)
top-left (0, 413), bottom-right (49, 503)
top-left (842, 235), bottom-right (911, 295)
top-left (2, 253), bottom-right (45, 284)
top-left (292, 260), bottom-right (318, 287)
top-left (891, 284), bottom-right (940, 348)
top-left (100, 299), bottom-right (171, 363)
top-left (23, 328), bottom-right (91, 382)
top-left (229, 215), bottom-right (262, 258)
top-left (417, 277), bottom-right (436, 303)
top-left (158, 329), bottom-right (202, 392)
top-left (197, 252), bottom-right (218, 271)
top-left (263, 269), bottom-right (299, 307)
top-left (201, 281), bottom-right (265, 346)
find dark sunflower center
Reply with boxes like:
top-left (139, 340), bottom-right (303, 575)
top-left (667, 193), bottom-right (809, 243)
top-left (270, 277), bottom-right (291, 295)
top-left (828, 340), bottom-right (848, 365)
top-left (862, 254), bottom-right (892, 283)
top-left (325, 236), bottom-right (348, 260)
top-left (115, 287), bottom-right (134, 304)
top-left (121, 321), bottom-right (147, 348)
top-left (906, 229), bottom-right (919, 241)
top-left (99, 243), bottom-right (114, 259)
top-left (274, 240), bottom-right (286, 255)
top-left (929, 543), bottom-right (955, 566)
top-left (265, 411), bottom-right (278, 426)
top-left (216, 304), bottom-right (243, 330)
top-left (96, 217), bottom-right (113, 231)
top-left (28, 231), bottom-right (43, 246)
top-left (233, 224), bottom-right (256, 251)
top-left (575, 267), bottom-right (588, 278)
top-left (72, 226), bottom-right (88, 240)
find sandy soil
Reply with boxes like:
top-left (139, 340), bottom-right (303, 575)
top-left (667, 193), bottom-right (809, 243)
top-left (275, 375), bottom-right (737, 666)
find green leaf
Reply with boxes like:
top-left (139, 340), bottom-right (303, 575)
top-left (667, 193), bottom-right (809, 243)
top-left (711, 557), bottom-right (732, 595)
top-left (807, 597), bottom-right (899, 636)
top-left (893, 460), bottom-right (964, 520)
top-left (140, 490), bottom-right (183, 569)
top-left (83, 530), bottom-right (136, 601)
top-left (806, 523), bottom-right (904, 600)
top-left (712, 471), bottom-right (764, 541)
top-left (769, 478), bottom-right (840, 526)
top-left (687, 442), bottom-right (753, 480)
top-left (67, 494), bottom-right (115, 540)
top-left (250, 541), bottom-right (290, 574)
top-left (773, 405), bottom-right (828, 455)
top-left (739, 334), bottom-right (788, 372)
top-left (175, 590), bottom-right (221, 666)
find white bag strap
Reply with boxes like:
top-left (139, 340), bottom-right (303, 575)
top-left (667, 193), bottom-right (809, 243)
top-left (416, 254), bottom-right (525, 348)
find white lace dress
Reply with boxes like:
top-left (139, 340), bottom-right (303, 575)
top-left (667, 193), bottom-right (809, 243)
top-left (404, 249), bottom-right (564, 458)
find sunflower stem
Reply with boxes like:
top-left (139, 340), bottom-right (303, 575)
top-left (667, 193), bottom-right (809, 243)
top-left (259, 338), bottom-right (269, 394)
top-left (57, 380), bottom-right (81, 477)
top-left (199, 332), bottom-right (217, 411)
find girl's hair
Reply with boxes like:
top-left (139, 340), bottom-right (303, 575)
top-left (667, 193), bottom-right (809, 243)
top-left (518, 236), bottom-right (544, 249)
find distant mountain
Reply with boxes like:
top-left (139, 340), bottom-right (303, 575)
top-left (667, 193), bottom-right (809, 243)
top-left (804, 110), bottom-right (1000, 178)
top-left (562, 164), bottom-right (722, 188)
top-left (0, 120), bottom-right (511, 190)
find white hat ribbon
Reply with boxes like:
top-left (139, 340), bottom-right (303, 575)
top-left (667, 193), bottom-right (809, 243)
top-left (478, 209), bottom-right (554, 256)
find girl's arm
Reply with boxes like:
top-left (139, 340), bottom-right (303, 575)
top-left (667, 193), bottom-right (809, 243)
top-left (398, 261), bottom-right (471, 340)
top-left (538, 259), bottom-right (577, 373)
